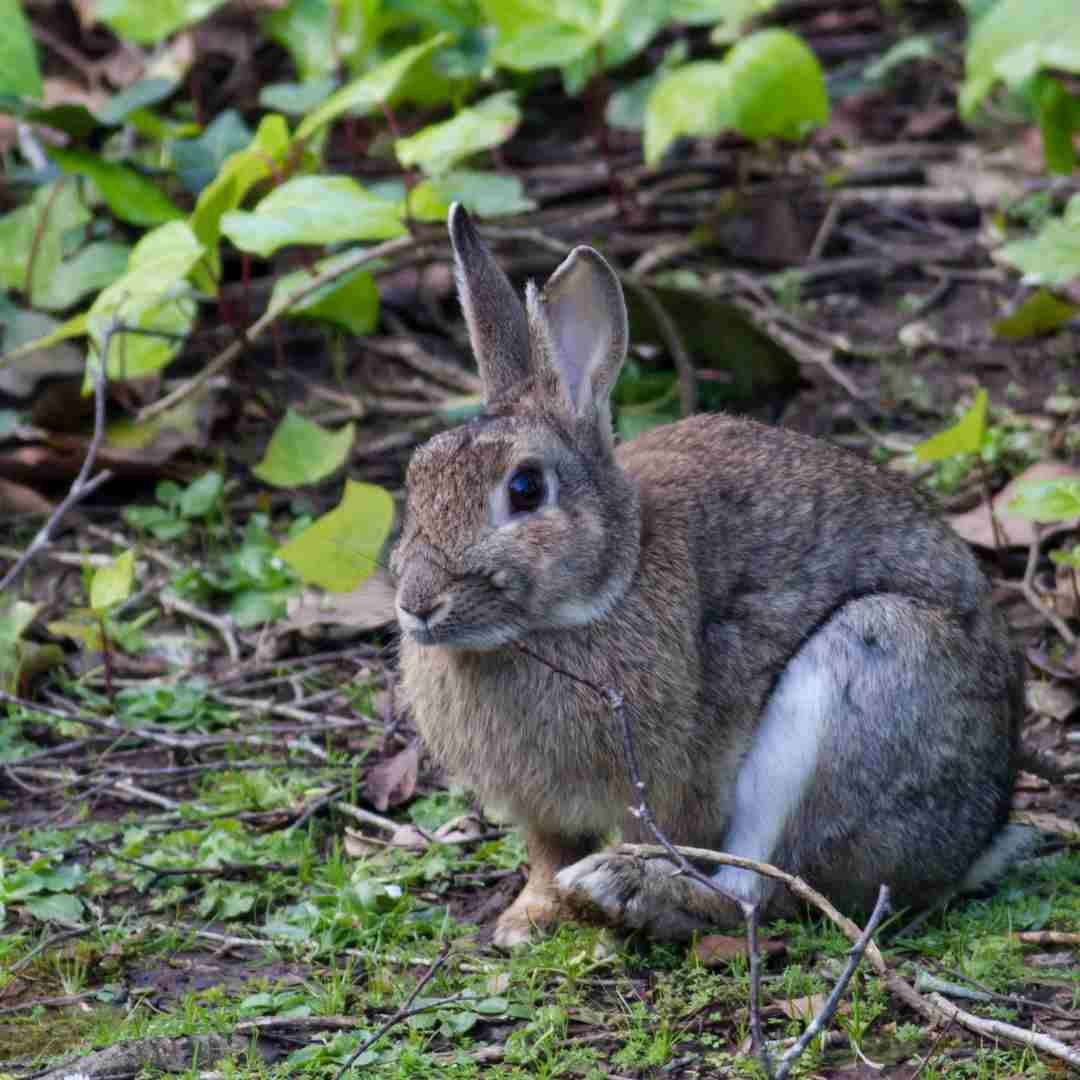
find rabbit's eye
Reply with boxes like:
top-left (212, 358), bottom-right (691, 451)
top-left (507, 466), bottom-right (545, 514)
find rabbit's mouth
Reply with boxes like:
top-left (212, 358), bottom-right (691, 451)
top-left (398, 602), bottom-right (524, 651)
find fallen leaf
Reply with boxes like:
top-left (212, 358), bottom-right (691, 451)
top-left (948, 462), bottom-right (1080, 548)
top-left (772, 993), bottom-right (831, 1021)
top-left (694, 933), bottom-right (787, 967)
top-left (365, 741), bottom-right (420, 812)
top-left (388, 824), bottom-right (429, 849)
top-left (1025, 680), bottom-right (1078, 721)
top-left (284, 568), bottom-right (397, 633)
top-left (343, 827), bottom-right (386, 857)
top-left (1013, 810), bottom-right (1080, 838)
top-left (0, 477), bottom-right (54, 515)
top-left (433, 813), bottom-right (487, 844)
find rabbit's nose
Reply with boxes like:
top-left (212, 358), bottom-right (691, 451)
top-left (400, 598), bottom-right (443, 623)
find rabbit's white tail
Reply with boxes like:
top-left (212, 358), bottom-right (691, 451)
top-left (961, 824), bottom-right (1039, 891)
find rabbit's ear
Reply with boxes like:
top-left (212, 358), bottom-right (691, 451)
top-left (448, 203), bottom-right (531, 402)
top-left (528, 246), bottom-right (628, 421)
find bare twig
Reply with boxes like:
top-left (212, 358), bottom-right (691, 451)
top-left (333, 942), bottom-right (451, 1080)
top-left (160, 591), bottom-right (240, 662)
top-left (0, 326), bottom-right (115, 595)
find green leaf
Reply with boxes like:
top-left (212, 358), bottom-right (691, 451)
top-left (673, 0), bottom-right (776, 39)
top-left (90, 549), bottom-right (135, 611)
top-left (36, 242), bottom-right (130, 313)
top-left (190, 113), bottom-right (291, 284)
top-left (913, 389), bottom-right (988, 463)
top-left (1006, 479), bottom-right (1080, 522)
top-left (179, 471), bottom-right (224, 518)
top-left (1034, 73), bottom-right (1080, 175)
top-left (262, 0), bottom-right (336, 80)
top-left (644, 61), bottom-right (732, 165)
top-left (0, 0), bottom-right (42, 99)
top-left (278, 479), bottom-right (393, 592)
top-left (993, 288), bottom-right (1078, 339)
top-left (98, 78), bottom-right (178, 125)
top-left (0, 180), bottom-right (92, 306)
top-left (252, 409), bottom-right (355, 487)
top-left (221, 175), bottom-right (405, 257)
top-left (87, 220), bottom-right (204, 379)
top-left (961, 0), bottom-right (1080, 118)
top-left (24, 892), bottom-right (84, 924)
top-left (0, 600), bottom-right (40, 693)
top-left (259, 77), bottom-right (338, 116)
top-left (270, 252), bottom-right (380, 335)
top-left (997, 194), bottom-right (1080, 288)
top-left (475, 996), bottom-right (509, 1015)
top-left (0, 312), bottom-right (88, 364)
top-left (171, 110), bottom-right (252, 195)
top-left (51, 149), bottom-right (183, 228)
top-left (725, 29), bottom-right (829, 141)
top-left (408, 170), bottom-right (535, 221)
top-left (295, 33), bottom-right (452, 142)
top-left (96, 0), bottom-right (231, 44)
top-left (396, 92), bottom-right (521, 176)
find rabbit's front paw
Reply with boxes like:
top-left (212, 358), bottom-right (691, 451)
top-left (556, 847), bottom-right (741, 940)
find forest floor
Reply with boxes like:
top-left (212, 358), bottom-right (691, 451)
top-left (1, 2), bottom-right (1079, 1078)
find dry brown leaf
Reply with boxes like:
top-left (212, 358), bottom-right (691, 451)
top-left (948, 463), bottom-right (1080, 549)
top-left (694, 933), bottom-right (787, 967)
top-left (284, 569), bottom-right (397, 633)
top-left (772, 993), bottom-right (830, 1021)
top-left (0, 477), bottom-right (54, 516)
top-left (365, 741), bottom-right (420, 812)
top-left (388, 824), bottom-right (428, 849)
top-left (343, 827), bottom-right (386, 857)
top-left (433, 813), bottom-right (487, 844)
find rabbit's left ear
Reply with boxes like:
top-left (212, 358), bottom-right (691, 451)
top-left (528, 246), bottom-right (628, 420)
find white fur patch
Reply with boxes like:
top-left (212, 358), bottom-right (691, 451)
top-left (713, 636), bottom-right (836, 903)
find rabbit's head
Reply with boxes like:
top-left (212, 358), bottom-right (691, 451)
top-left (391, 206), bottom-right (641, 650)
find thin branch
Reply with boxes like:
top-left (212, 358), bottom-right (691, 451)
top-left (160, 591), bottom-right (240, 662)
top-left (0, 323), bottom-right (115, 595)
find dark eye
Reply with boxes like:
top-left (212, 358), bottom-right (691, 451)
top-left (507, 466), bottom-right (545, 514)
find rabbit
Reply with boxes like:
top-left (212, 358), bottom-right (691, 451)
top-left (391, 203), bottom-right (1023, 948)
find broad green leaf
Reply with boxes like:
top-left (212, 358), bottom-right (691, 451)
top-left (0, 600), bottom-right (40, 693)
top-left (35, 242), bottom-right (130, 313)
top-left (998, 194), bottom-right (1080, 288)
top-left (252, 408), bottom-right (355, 487)
top-left (913, 389), bottom-right (988, 463)
top-left (961, 0), bottom-right (1080, 118)
top-left (1006, 479), bottom-right (1080, 523)
top-left (87, 221), bottom-right (203, 379)
top-left (644, 61), bottom-right (733, 165)
top-left (296, 33), bottom-right (452, 141)
top-left (179, 471), bottom-right (224, 518)
top-left (725, 29), bottom-right (829, 141)
top-left (605, 40), bottom-right (688, 132)
top-left (278, 479), bottom-right (393, 591)
top-left (1050, 544), bottom-right (1080, 569)
top-left (96, 0), bottom-right (231, 44)
top-left (262, 0), bottom-right (335, 80)
top-left (221, 175), bottom-right (405, 257)
top-left (396, 92), bottom-right (521, 175)
top-left (0, 0), bottom-right (42, 99)
top-left (0, 181), bottom-right (91, 307)
top-left (0, 312), bottom-right (88, 365)
top-left (190, 113), bottom-right (291, 283)
top-left (24, 892), bottom-right (84, 924)
top-left (1035, 74), bottom-right (1079, 176)
top-left (560, 4), bottom-right (665, 94)
top-left (270, 252), bottom-right (380, 335)
top-left (259, 77), bottom-right (338, 116)
top-left (672, 0), bottom-right (776, 35)
top-left (993, 288), bottom-right (1078, 339)
top-left (408, 170), bottom-right (535, 221)
top-left (51, 149), bottom-right (183, 228)
top-left (171, 109), bottom-right (252, 195)
top-left (98, 78), bottom-right (177, 125)
top-left (90, 549), bottom-right (135, 611)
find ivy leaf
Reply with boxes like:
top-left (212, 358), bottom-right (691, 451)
top-left (252, 409), bottom-right (355, 488)
top-left (171, 110), bottom-right (253, 195)
top-left (644, 61), bottom-right (732, 165)
top-left (190, 113), bottom-right (291, 284)
top-left (278, 480), bottom-right (394, 592)
top-left (997, 194), bottom-right (1080, 287)
top-left (913, 389), bottom-right (988, 463)
top-left (961, 0), bottom-right (1080, 118)
top-left (724, 29), bottom-right (828, 141)
top-left (87, 221), bottom-right (204, 379)
top-left (51, 149), bottom-right (183, 228)
top-left (993, 288), bottom-right (1078, 339)
top-left (408, 170), bottom-right (535, 221)
top-left (270, 252), bottom-right (380, 335)
top-left (295, 33), bottom-right (452, 141)
top-left (90, 549), bottom-right (135, 611)
top-left (221, 175), bottom-right (405, 257)
top-left (96, 0), bottom-right (231, 45)
top-left (0, 0), bottom-right (43, 99)
top-left (1006, 479), bottom-right (1080, 523)
top-left (396, 92), bottom-right (521, 176)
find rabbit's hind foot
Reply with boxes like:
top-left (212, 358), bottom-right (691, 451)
top-left (493, 884), bottom-right (563, 948)
top-left (556, 846), bottom-right (744, 940)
